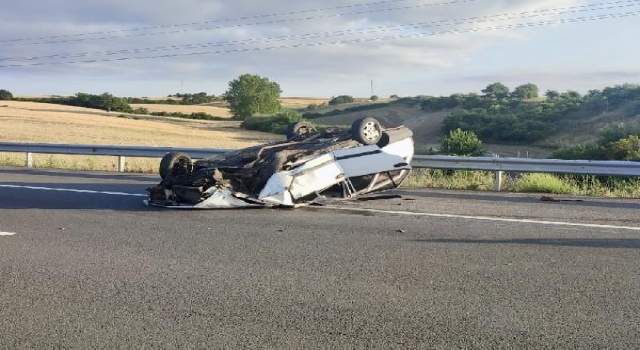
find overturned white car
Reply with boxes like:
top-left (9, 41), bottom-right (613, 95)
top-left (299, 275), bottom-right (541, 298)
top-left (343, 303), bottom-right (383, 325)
top-left (146, 117), bottom-right (414, 208)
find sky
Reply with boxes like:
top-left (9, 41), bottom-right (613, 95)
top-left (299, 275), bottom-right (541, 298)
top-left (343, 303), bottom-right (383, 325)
top-left (1, 0), bottom-right (639, 98)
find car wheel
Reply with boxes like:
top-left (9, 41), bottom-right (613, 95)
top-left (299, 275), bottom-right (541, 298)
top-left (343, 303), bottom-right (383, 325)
top-left (159, 152), bottom-right (192, 179)
top-left (286, 121), bottom-right (316, 140)
top-left (351, 117), bottom-right (382, 145)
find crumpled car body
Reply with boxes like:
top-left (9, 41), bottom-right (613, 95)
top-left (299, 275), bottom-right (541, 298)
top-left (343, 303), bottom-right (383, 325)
top-left (146, 117), bottom-right (414, 208)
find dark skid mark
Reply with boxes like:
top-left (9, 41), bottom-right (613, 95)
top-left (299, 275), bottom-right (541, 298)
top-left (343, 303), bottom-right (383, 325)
top-left (356, 194), bottom-right (403, 201)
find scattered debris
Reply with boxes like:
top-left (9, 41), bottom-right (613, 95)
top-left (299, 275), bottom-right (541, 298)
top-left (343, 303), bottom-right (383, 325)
top-left (540, 195), bottom-right (584, 202)
top-left (356, 194), bottom-right (403, 201)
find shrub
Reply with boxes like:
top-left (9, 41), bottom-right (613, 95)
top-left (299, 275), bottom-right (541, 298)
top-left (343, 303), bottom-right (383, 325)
top-left (328, 95), bottom-right (354, 105)
top-left (404, 169), bottom-right (495, 191)
top-left (515, 173), bottom-right (576, 194)
top-left (132, 107), bottom-right (149, 115)
top-left (149, 111), bottom-right (225, 121)
top-left (0, 89), bottom-right (13, 100)
top-left (439, 129), bottom-right (484, 156)
top-left (552, 123), bottom-right (640, 160)
top-left (241, 110), bottom-right (305, 134)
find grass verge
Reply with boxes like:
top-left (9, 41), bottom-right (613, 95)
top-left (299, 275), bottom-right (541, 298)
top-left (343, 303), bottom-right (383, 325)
top-left (0, 154), bottom-right (158, 173)
top-left (405, 170), bottom-right (639, 198)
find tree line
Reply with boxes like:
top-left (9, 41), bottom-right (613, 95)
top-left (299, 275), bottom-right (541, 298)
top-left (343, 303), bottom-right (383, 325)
top-left (429, 82), bottom-right (640, 144)
top-left (3, 77), bottom-right (639, 161)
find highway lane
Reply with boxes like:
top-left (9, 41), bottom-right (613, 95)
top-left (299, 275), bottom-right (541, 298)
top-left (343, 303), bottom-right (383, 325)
top-left (1, 167), bottom-right (640, 348)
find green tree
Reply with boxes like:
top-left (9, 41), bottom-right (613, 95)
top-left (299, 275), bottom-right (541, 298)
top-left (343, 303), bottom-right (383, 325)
top-left (223, 74), bottom-right (282, 120)
top-left (552, 123), bottom-right (640, 160)
top-left (98, 93), bottom-right (117, 112)
top-left (241, 109), bottom-right (304, 134)
top-left (0, 89), bottom-right (13, 100)
top-left (606, 136), bottom-right (640, 161)
top-left (71, 92), bottom-right (131, 112)
top-left (440, 128), bottom-right (485, 156)
top-left (545, 90), bottom-right (560, 99)
top-left (328, 95), bottom-right (355, 105)
top-left (482, 82), bottom-right (510, 100)
top-left (180, 92), bottom-right (215, 105)
top-left (511, 83), bottom-right (539, 99)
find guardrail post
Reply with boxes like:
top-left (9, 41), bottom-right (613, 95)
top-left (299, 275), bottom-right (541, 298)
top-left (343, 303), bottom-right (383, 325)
top-left (494, 171), bottom-right (503, 192)
top-left (118, 156), bottom-right (126, 172)
top-left (26, 152), bottom-right (33, 168)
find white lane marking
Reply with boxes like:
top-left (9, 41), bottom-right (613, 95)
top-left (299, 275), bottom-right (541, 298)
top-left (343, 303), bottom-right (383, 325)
top-left (0, 231), bottom-right (16, 236)
top-left (0, 184), bottom-right (147, 197)
top-left (320, 206), bottom-right (640, 232)
top-left (3, 184), bottom-right (637, 231)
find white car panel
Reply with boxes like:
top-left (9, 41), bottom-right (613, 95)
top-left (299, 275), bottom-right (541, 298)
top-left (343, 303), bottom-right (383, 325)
top-left (289, 160), bottom-right (345, 199)
top-left (336, 147), bottom-right (410, 178)
top-left (381, 137), bottom-right (414, 163)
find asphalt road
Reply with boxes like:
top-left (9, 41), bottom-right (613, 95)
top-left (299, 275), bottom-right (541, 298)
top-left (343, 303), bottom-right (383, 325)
top-left (1, 166), bottom-right (639, 349)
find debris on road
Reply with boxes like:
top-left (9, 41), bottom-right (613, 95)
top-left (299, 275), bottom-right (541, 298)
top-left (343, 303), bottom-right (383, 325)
top-left (540, 195), bottom-right (584, 202)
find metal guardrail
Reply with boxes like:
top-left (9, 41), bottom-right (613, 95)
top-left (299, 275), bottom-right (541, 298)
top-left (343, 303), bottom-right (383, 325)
top-left (412, 155), bottom-right (640, 176)
top-left (1, 142), bottom-right (639, 191)
top-left (0, 142), bottom-right (231, 174)
top-left (412, 155), bottom-right (640, 191)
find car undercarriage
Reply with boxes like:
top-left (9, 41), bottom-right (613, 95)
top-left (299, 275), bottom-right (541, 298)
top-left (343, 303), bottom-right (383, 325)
top-left (147, 117), bottom-right (414, 208)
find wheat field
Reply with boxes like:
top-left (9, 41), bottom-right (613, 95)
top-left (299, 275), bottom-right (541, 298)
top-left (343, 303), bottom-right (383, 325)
top-left (278, 97), bottom-right (331, 109)
top-left (130, 103), bottom-right (233, 117)
top-left (0, 101), bottom-right (279, 172)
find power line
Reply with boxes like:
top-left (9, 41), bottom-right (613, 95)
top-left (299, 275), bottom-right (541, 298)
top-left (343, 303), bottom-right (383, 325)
top-left (0, 0), bottom-right (482, 47)
top-left (0, 0), bottom-right (418, 44)
top-left (2, 0), bottom-right (637, 63)
top-left (1, 11), bottom-right (637, 69)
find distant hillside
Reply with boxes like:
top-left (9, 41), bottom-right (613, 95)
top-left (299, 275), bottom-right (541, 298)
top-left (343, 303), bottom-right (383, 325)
top-left (310, 104), bottom-right (447, 144)
top-left (538, 100), bottom-right (640, 147)
top-left (302, 90), bottom-right (640, 158)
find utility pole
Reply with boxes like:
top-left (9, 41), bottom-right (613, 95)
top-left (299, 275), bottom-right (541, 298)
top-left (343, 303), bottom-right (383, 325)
top-left (370, 80), bottom-right (374, 97)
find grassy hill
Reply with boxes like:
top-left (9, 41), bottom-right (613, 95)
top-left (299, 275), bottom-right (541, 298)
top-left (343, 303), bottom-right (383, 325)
top-left (299, 95), bottom-right (640, 158)
top-left (536, 100), bottom-right (640, 148)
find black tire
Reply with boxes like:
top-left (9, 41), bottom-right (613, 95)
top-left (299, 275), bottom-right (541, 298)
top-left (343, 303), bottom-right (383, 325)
top-left (286, 122), bottom-right (316, 140)
top-left (159, 152), bottom-right (192, 180)
top-left (351, 117), bottom-right (383, 145)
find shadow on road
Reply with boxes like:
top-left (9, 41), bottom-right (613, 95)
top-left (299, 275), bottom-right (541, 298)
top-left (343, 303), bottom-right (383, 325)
top-left (0, 182), bottom-right (157, 211)
top-left (414, 238), bottom-right (640, 249)
top-left (0, 167), bottom-right (156, 182)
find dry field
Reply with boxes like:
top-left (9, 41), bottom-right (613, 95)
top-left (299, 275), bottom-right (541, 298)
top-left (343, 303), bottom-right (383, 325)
top-left (132, 97), bottom-right (332, 115)
top-left (0, 101), bottom-right (279, 172)
top-left (130, 103), bottom-right (233, 117)
top-left (279, 97), bottom-right (331, 109)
